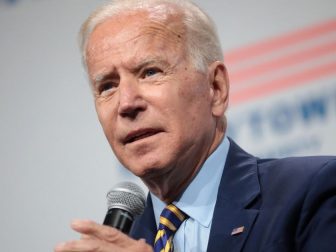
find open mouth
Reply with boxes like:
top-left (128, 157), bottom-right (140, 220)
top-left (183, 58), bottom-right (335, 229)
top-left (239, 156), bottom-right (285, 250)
top-left (124, 129), bottom-right (162, 144)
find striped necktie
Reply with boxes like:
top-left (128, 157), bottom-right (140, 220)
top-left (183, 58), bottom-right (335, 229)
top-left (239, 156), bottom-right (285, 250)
top-left (154, 204), bottom-right (188, 252)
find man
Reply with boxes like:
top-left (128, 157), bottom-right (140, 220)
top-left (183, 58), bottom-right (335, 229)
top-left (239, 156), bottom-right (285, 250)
top-left (55, 0), bottom-right (336, 251)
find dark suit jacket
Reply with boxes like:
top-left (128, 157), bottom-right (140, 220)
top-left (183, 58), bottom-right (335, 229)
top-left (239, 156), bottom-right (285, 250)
top-left (130, 139), bottom-right (336, 251)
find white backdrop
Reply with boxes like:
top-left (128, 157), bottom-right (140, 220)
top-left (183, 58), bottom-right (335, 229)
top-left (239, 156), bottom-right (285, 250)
top-left (0, 0), bottom-right (335, 251)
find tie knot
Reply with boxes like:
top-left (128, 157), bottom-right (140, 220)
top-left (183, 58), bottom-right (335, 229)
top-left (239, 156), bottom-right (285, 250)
top-left (154, 204), bottom-right (188, 252)
top-left (159, 204), bottom-right (188, 233)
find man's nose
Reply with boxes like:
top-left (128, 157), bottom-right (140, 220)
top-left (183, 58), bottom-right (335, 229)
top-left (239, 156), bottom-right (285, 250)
top-left (117, 78), bottom-right (147, 118)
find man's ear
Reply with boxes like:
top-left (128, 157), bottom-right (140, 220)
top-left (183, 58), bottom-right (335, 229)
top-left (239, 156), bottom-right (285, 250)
top-left (208, 61), bottom-right (230, 117)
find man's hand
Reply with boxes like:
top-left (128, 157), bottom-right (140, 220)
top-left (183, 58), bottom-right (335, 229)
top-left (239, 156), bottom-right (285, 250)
top-left (54, 220), bottom-right (153, 252)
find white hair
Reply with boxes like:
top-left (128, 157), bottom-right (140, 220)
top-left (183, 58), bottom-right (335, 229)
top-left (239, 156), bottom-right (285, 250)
top-left (79, 0), bottom-right (223, 72)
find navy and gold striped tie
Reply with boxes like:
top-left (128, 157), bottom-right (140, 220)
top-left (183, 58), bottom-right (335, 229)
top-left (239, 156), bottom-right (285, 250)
top-left (154, 204), bottom-right (188, 252)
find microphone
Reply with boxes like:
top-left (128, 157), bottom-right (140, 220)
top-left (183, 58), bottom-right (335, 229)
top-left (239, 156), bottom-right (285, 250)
top-left (103, 181), bottom-right (146, 234)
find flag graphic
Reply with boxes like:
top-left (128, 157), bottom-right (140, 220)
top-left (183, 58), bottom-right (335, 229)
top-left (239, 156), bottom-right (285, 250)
top-left (225, 19), bottom-right (336, 106)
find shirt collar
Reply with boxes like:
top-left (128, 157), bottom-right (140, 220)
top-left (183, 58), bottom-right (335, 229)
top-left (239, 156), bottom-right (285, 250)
top-left (151, 136), bottom-right (230, 227)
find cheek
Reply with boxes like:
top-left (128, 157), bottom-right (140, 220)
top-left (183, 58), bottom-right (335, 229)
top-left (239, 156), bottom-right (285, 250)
top-left (175, 80), bottom-right (213, 128)
top-left (95, 101), bottom-right (117, 136)
top-left (177, 78), bottom-right (210, 113)
top-left (95, 103), bottom-right (107, 125)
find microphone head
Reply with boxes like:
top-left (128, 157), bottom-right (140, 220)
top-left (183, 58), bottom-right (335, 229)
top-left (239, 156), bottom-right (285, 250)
top-left (106, 181), bottom-right (146, 217)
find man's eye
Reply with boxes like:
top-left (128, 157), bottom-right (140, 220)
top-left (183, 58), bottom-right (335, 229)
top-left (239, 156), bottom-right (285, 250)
top-left (143, 68), bottom-right (161, 78)
top-left (98, 82), bottom-right (115, 95)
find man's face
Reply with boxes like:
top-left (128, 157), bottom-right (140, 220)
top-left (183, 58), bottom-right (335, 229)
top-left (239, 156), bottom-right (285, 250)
top-left (86, 12), bottom-right (220, 181)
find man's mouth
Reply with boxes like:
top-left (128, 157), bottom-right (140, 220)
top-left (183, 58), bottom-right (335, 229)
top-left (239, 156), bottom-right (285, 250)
top-left (124, 129), bottom-right (162, 144)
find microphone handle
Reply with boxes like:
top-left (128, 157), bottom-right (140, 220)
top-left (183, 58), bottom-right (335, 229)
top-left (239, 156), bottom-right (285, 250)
top-left (103, 208), bottom-right (134, 234)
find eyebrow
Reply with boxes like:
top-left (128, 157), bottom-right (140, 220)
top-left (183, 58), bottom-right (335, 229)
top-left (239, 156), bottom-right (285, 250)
top-left (91, 70), bottom-right (118, 91)
top-left (93, 70), bottom-right (117, 83)
top-left (92, 57), bottom-right (170, 84)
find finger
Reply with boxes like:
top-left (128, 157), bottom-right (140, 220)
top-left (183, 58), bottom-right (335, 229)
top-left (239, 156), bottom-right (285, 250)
top-left (54, 239), bottom-right (100, 252)
top-left (55, 239), bottom-right (152, 252)
top-left (80, 234), bottom-right (93, 240)
top-left (70, 219), bottom-right (133, 247)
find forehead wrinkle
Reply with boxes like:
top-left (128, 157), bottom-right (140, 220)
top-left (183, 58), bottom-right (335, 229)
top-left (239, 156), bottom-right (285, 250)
top-left (147, 9), bottom-right (185, 38)
top-left (141, 22), bottom-right (184, 45)
top-left (87, 8), bottom-right (186, 58)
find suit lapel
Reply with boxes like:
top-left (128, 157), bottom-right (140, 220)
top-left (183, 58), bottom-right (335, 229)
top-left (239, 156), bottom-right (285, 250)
top-left (207, 139), bottom-right (260, 252)
top-left (129, 194), bottom-right (157, 245)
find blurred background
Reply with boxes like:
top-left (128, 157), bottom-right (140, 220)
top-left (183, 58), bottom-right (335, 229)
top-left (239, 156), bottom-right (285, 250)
top-left (0, 0), bottom-right (335, 251)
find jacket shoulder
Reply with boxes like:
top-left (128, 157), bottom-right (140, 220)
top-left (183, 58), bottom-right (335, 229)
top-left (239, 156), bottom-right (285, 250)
top-left (257, 155), bottom-right (336, 178)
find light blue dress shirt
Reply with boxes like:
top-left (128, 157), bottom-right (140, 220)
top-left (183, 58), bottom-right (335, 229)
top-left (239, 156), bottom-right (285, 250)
top-left (151, 136), bottom-right (230, 252)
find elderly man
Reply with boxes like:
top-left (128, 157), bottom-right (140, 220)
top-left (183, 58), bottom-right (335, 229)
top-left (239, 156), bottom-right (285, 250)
top-left (55, 0), bottom-right (336, 251)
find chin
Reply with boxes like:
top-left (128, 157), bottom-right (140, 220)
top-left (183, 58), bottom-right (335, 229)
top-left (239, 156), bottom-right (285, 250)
top-left (127, 160), bottom-right (171, 179)
top-left (116, 145), bottom-right (176, 177)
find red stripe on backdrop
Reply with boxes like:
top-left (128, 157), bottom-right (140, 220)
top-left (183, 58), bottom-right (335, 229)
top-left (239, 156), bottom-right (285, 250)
top-left (230, 61), bottom-right (336, 105)
top-left (230, 41), bottom-right (336, 85)
top-left (225, 19), bottom-right (336, 65)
